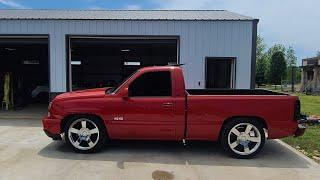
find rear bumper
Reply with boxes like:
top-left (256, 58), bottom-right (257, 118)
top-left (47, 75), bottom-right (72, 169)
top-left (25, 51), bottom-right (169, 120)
top-left (42, 116), bottom-right (62, 140)
top-left (294, 117), bottom-right (320, 137)
top-left (294, 123), bottom-right (306, 137)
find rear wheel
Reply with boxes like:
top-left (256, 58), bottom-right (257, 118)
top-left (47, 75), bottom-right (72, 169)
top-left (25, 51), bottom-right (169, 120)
top-left (220, 119), bottom-right (265, 158)
top-left (64, 116), bottom-right (107, 153)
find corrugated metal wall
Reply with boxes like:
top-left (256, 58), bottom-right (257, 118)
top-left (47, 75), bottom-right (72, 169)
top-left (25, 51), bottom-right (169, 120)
top-left (0, 20), bottom-right (253, 92)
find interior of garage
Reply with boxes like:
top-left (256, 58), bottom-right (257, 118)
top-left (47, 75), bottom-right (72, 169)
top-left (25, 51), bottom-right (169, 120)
top-left (0, 37), bottom-right (49, 111)
top-left (206, 58), bottom-right (235, 89)
top-left (70, 38), bottom-right (178, 90)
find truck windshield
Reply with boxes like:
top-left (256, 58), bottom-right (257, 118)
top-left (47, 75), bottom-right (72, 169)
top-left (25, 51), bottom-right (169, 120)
top-left (105, 70), bottom-right (138, 94)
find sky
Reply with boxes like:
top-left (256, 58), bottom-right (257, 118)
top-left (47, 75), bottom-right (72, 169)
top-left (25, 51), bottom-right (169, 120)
top-left (0, 0), bottom-right (319, 64)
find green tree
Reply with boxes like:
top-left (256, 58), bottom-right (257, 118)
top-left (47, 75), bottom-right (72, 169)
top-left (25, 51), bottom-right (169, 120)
top-left (266, 44), bottom-right (286, 59)
top-left (269, 51), bottom-right (287, 85)
top-left (256, 35), bottom-right (266, 61)
top-left (286, 46), bottom-right (297, 80)
top-left (265, 44), bottom-right (286, 83)
top-left (255, 35), bottom-right (267, 85)
top-left (256, 54), bottom-right (268, 86)
top-left (286, 46), bottom-right (297, 67)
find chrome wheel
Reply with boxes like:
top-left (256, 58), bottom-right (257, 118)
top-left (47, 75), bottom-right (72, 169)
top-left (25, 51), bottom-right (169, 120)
top-left (67, 118), bottom-right (100, 150)
top-left (227, 123), bottom-right (261, 156)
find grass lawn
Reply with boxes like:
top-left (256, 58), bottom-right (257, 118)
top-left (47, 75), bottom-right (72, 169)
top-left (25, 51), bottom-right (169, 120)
top-left (282, 93), bottom-right (320, 162)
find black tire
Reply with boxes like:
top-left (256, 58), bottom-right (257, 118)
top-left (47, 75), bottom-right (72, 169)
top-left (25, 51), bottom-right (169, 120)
top-left (64, 115), bottom-right (107, 153)
top-left (220, 118), bottom-right (266, 159)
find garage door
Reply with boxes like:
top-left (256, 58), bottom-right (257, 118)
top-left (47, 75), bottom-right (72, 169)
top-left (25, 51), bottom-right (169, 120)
top-left (0, 36), bottom-right (49, 110)
top-left (68, 36), bottom-right (178, 91)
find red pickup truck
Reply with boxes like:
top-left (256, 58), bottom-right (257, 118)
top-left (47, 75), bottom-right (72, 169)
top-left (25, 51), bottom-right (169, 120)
top-left (43, 65), bottom-right (305, 158)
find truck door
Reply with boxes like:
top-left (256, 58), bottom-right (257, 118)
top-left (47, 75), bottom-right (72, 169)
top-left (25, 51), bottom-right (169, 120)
top-left (117, 71), bottom-right (176, 139)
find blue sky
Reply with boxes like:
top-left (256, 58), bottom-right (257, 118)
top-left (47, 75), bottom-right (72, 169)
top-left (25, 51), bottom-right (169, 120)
top-left (0, 0), bottom-right (319, 64)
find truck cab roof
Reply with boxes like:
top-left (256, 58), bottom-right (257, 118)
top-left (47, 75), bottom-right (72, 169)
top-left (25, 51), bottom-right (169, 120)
top-left (137, 65), bottom-right (181, 72)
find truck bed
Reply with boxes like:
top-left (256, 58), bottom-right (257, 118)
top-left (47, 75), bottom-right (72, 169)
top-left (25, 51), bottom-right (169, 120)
top-left (186, 89), bottom-right (287, 95)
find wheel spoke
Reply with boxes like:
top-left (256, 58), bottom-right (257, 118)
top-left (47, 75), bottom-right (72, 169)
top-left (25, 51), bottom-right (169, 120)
top-left (88, 140), bottom-right (94, 147)
top-left (231, 128), bottom-right (240, 136)
top-left (74, 139), bottom-right (81, 146)
top-left (248, 137), bottom-right (260, 143)
top-left (69, 128), bottom-right (80, 134)
top-left (244, 146), bottom-right (250, 153)
top-left (230, 141), bottom-right (239, 149)
top-left (244, 124), bottom-right (253, 134)
top-left (89, 128), bottom-right (99, 134)
top-left (81, 121), bottom-right (86, 128)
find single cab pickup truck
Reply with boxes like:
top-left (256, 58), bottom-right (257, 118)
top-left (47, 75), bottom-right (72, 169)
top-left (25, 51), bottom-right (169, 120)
top-left (43, 65), bottom-right (305, 158)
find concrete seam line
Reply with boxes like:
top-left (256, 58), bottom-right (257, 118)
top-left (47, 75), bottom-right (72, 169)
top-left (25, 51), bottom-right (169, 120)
top-left (276, 139), bottom-right (319, 166)
top-left (0, 116), bottom-right (43, 119)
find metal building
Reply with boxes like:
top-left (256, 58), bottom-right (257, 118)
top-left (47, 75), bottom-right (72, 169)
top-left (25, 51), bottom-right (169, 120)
top-left (0, 9), bottom-right (258, 107)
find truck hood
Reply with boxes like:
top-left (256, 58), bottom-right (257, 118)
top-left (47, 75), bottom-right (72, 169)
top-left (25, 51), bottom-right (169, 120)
top-left (54, 87), bottom-right (112, 101)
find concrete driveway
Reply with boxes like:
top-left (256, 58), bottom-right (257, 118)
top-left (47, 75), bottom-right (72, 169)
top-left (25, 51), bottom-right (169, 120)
top-left (0, 118), bottom-right (320, 180)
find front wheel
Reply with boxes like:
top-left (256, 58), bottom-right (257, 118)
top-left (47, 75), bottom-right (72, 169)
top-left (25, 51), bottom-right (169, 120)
top-left (65, 116), bottom-right (107, 153)
top-left (220, 119), bottom-right (265, 159)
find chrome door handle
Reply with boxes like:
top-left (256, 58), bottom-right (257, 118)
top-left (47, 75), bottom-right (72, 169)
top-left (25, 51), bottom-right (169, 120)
top-left (162, 102), bottom-right (173, 107)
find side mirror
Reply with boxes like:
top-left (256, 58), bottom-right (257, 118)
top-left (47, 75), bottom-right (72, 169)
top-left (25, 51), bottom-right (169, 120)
top-left (123, 87), bottom-right (129, 99)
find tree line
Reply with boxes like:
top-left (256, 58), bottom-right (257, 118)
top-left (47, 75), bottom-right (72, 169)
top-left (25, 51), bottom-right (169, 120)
top-left (255, 35), bottom-right (299, 86)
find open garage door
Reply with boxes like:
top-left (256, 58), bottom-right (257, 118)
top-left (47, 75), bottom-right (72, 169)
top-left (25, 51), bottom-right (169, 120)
top-left (68, 37), bottom-right (178, 91)
top-left (0, 36), bottom-right (49, 110)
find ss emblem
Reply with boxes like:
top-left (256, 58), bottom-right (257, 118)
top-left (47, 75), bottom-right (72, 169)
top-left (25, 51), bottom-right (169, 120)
top-left (113, 116), bottom-right (124, 121)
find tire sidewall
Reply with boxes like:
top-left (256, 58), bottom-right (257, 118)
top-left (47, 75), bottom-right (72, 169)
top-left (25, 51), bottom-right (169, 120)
top-left (64, 115), bottom-right (107, 153)
top-left (221, 118), bottom-right (265, 159)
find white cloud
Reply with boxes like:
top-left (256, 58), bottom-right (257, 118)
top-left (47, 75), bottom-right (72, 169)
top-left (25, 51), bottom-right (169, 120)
top-left (0, 0), bottom-right (28, 9)
top-left (154, 0), bottom-right (320, 61)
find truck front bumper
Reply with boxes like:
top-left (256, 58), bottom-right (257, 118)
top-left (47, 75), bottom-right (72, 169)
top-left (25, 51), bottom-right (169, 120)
top-left (43, 129), bottom-right (62, 140)
top-left (42, 116), bottom-right (62, 140)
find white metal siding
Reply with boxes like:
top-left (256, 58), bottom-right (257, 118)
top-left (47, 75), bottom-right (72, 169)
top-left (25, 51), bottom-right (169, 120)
top-left (0, 20), bottom-right (253, 92)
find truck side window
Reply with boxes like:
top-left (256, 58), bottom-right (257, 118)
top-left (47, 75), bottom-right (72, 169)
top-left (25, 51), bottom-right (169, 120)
top-left (129, 71), bottom-right (172, 97)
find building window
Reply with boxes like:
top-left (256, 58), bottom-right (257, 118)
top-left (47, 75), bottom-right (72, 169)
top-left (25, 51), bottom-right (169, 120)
top-left (205, 57), bottom-right (236, 89)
